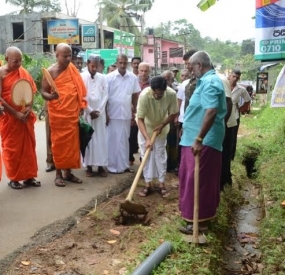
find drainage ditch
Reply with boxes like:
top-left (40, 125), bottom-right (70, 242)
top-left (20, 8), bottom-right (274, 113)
top-left (222, 147), bottom-right (264, 275)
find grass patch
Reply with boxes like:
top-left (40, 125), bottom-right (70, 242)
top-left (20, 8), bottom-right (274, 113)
top-left (124, 184), bottom-right (243, 275)
top-left (237, 105), bottom-right (285, 274)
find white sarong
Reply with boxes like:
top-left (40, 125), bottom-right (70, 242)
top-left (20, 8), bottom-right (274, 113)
top-left (107, 119), bottom-right (130, 173)
top-left (138, 131), bottom-right (167, 183)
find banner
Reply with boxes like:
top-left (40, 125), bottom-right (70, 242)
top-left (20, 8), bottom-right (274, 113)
top-left (256, 72), bottom-right (269, 94)
top-left (256, 0), bottom-right (279, 9)
top-left (113, 30), bottom-right (135, 59)
top-left (81, 24), bottom-right (96, 49)
top-left (85, 49), bottom-right (118, 74)
top-left (47, 19), bottom-right (79, 45)
top-left (271, 65), bottom-right (285, 107)
top-left (255, 1), bottom-right (285, 61)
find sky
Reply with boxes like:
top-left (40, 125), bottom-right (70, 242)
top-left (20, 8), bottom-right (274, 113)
top-left (0, 0), bottom-right (256, 43)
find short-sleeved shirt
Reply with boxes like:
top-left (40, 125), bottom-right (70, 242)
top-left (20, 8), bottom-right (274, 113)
top-left (106, 69), bottom-right (141, 120)
top-left (180, 69), bottom-right (227, 151)
top-left (177, 79), bottom-right (190, 123)
top-left (219, 76), bottom-right (237, 128)
top-left (231, 84), bottom-right (251, 120)
top-left (137, 86), bottom-right (179, 139)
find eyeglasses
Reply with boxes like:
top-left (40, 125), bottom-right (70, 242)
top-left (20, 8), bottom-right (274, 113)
top-left (8, 58), bottom-right (23, 64)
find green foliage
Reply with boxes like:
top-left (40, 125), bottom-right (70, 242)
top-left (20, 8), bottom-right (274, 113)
top-left (21, 53), bottom-right (54, 112)
top-left (237, 106), bottom-right (285, 273)
top-left (124, 188), bottom-right (243, 274)
top-left (22, 53), bottom-right (54, 91)
top-left (241, 39), bottom-right (255, 56)
top-left (150, 19), bottom-right (260, 79)
top-left (5, 0), bottom-right (62, 13)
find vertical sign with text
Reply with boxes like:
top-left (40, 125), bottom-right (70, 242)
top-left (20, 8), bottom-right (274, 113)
top-left (255, 1), bottom-right (285, 61)
top-left (81, 25), bottom-right (96, 49)
top-left (271, 65), bottom-right (285, 107)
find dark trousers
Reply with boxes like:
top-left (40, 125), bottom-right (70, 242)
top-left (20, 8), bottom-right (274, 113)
top-left (177, 122), bottom-right (183, 169)
top-left (129, 124), bottom-right (138, 162)
top-left (45, 107), bottom-right (54, 166)
top-left (221, 126), bottom-right (234, 191)
top-left (231, 117), bottom-right (240, 161)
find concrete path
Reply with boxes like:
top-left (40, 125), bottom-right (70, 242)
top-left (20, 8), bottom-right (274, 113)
top-left (0, 120), bottom-right (135, 260)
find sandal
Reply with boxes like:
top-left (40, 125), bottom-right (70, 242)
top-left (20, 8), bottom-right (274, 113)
top-left (54, 177), bottom-right (66, 187)
top-left (23, 178), bottom-right (41, 187)
top-left (63, 173), bottom-right (83, 184)
top-left (179, 224), bottom-right (208, 235)
top-left (124, 168), bottom-right (134, 173)
top-left (85, 170), bottom-right (94, 177)
top-left (8, 181), bottom-right (23, 189)
top-left (98, 167), bottom-right (108, 177)
top-left (138, 186), bottom-right (152, 197)
top-left (157, 187), bottom-right (170, 198)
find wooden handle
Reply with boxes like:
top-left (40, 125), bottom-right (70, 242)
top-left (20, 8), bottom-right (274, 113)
top-left (193, 154), bottom-right (200, 244)
top-left (125, 131), bottom-right (158, 201)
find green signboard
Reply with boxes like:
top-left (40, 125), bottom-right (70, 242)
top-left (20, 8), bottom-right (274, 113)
top-left (84, 49), bottom-right (119, 74)
top-left (113, 30), bottom-right (135, 58)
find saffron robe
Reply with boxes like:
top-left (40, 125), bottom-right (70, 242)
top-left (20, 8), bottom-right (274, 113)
top-left (0, 67), bottom-right (38, 181)
top-left (48, 63), bottom-right (87, 169)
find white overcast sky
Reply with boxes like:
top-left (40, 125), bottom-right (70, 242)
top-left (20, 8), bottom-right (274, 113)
top-left (0, 0), bottom-right (256, 42)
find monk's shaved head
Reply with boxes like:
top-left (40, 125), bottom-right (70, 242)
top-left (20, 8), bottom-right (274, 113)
top-left (55, 43), bottom-right (72, 69)
top-left (5, 46), bottom-right (22, 57)
top-left (56, 43), bottom-right (71, 53)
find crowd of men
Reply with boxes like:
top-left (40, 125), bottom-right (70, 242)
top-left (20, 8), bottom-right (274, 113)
top-left (0, 43), bottom-right (252, 234)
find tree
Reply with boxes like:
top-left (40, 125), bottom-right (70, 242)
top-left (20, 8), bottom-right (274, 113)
top-left (5, 0), bottom-right (61, 13)
top-left (241, 39), bottom-right (255, 56)
top-left (97, 0), bottom-right (154, 35)
top-left (65, 0), bottom-right (81, 17)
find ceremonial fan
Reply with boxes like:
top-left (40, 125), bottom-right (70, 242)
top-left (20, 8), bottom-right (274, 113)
top-left (41, 68), bottom-right (61, 104)
top-left (11, 79), bottom-right (33, 112)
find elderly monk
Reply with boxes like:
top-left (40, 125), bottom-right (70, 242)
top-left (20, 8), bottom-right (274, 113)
top-left (0, 46), bottom-right (40, 189)
top-left (41, 43), bottom-right (87, 187)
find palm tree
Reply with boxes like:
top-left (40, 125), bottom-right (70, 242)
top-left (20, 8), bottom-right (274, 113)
top-left (5, 0), bottom-right (61, 13)
top-left (97, 0), bottom-right (154, 35)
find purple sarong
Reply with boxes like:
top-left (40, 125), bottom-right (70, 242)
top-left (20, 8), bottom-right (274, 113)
top-left (179, 145), bottom-right (222, 222)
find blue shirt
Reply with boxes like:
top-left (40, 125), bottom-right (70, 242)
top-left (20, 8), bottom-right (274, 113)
top-left (180, 69), bottom-right (226, 151)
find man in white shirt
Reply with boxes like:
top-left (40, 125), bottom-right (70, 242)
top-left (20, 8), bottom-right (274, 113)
top-left (219, 75), bottom-right (236, 189)
top-left (81, 55), bottom-right (108, 177)
top-left (228, 69), bottom-right (251, 160)
top-left (106, 54), bottom-right (141, 173)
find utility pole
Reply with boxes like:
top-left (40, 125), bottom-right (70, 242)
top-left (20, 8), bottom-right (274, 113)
top-left (140, 12), bottom-right (145, 60)
top-left (120, 15), bottom-right (122, 54)
top-left (153, 34), bottom-right (158, 75)
top-left (100, 7), bottom-right (104, 49)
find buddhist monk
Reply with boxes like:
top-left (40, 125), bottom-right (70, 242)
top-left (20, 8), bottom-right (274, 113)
top-left (41, 43), bottom-right (87, 187)
top-left (0, 46), bottom-right (40, 189)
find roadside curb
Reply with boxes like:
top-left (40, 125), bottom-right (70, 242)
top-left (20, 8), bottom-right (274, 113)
top-left (0, 173), bottom-right (135, 274)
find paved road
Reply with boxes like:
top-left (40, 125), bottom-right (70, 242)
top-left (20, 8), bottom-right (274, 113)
top-left (0, 120), bottom-right (135, 260)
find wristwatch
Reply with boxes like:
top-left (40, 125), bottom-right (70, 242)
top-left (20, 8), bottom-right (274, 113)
top-left (196, 136), bottom-right (203, 142)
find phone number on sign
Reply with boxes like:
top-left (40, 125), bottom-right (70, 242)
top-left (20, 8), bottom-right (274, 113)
top-left (260, 39), bottom-right (285, 53)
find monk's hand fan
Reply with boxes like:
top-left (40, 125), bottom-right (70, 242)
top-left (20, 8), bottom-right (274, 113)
top-left (41, 68), bottom-right (61, 104)
top-left (11, 79), bottom-right (33, 112)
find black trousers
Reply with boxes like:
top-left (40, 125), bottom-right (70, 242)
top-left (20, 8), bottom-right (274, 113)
top-left (221, 126), bottom-right (234, 191)
top-left (231, 117), bottom-right (240, 161)
top-left (129, 124), bottom-right (138, 162)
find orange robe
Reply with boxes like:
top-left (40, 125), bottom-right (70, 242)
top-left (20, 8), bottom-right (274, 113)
top-left (0, 67), bottom-right (38, 181)
top-left (48, 63), bottom-right (87, 169)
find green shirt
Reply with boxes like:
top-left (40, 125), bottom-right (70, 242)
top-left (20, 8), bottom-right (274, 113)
top-left (137, 87), bottom-right (179, 139)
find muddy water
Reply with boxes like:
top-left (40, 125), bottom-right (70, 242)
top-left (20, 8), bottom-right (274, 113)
top-left (223, 181), bottom-right (263, 275)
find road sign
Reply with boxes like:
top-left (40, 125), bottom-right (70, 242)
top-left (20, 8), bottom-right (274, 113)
top-left (82, 25), bottom-right (96, 49)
